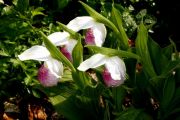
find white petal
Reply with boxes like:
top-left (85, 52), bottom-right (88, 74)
top-left (18, 45), bottom-right (50, 61)
top-left (0, 0), bottom-right (4, 4)
top-left (47, 32), bottom-right (70, 46)
top-left (105, 56), bottom-right (126, 80)
top-left (44, 58), bottom-right (63, 78)
top-left (65, 39), bottom-right (77, 55)
top-left (92, 23), bottom-right (107, 47)
top-left (67, 16), bottom-right (96, 32)
top-left (77, 54), bottom-right (107, 71)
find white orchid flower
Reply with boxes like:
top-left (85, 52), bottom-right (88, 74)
top-left (67, 16), bottom-right (107, 47)
top-left (77, 54), bottom-right (126, 87)
top-left (18, 45), bottom-right (63, 87)
top-left (18, 31), bottom-right (77, 86)
top-left (48, 32), bottom-right (77, 61)
top-left (47, 16), bottom-right (106, 60)
top-left (0, 0), bottom-right (4, 4)
top-left (18, 16), bottom-right (106, 86)
top-left (48, 16), bottom-right (106, 47)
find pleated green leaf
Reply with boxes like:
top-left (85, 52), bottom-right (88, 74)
top-left (148, 37), bottom-right (169, 75)
top-left (86, 45), bottom-right (140, 60)
top-left (72, 38), bottom-right (83, 68)
top-left (161, 76), bottom-right (175, 111)
top-left (111, 6), bottom-right (129, 50)
top-left (72, 71), bottom-right (90, 90)
top-left (115, 108), bottom-right (152, 120)
top-left (135, 23), bottom-right (156, 77)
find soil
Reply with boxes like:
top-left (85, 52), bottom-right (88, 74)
top-left (0, 95), bottom-right (66, 120)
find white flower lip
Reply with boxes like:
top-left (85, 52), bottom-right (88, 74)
top-left (105, 56), bottom-right (126, 80)
top-left (78, 54), bottom-right (126, 81)
top-left (44, 58), bottom-right (63, 78)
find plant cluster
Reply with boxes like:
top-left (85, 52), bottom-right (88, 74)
top-left (0, 0), bottom-right (180, 120)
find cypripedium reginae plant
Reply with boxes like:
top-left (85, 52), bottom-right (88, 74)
top-left (78, 53), bottom-right (126, 87)
top-left (18, 16), bottom-right (107, 87)
top-left (18, 45), bottom-right (63, 87)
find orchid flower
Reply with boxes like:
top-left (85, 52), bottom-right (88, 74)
top-left (18, 16), bottom-right (106, 86)
top-left (18, 46), bottom-right (63, 87)
top-left (18, 32), bottom-right (77, 86)
top-left (77, 54), bottom-right (126, 87)
top-left (47, 16), bottom-right (106, 60)
top-left (67, 16), bottom-right (107, 47)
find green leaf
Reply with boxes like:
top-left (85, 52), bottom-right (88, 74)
top-left (72, 38), bottom-right (83, 68)
top-left (1, 6), bottom-right (14, 15)
top-left (115, 108), bottom-right (152, 120)
top-left (148, 37), bottom-right (169, 75)
top-left (135, 23), bottom-right (156, 77)
top-left (16, 0), bottom-right (29, 13)
top-left (72, 71), bottom-right (90, 89)
top-left (175, 68), bottom-right (180, 83)
top-left (112, 86), bottom-right (126, 112)
top-left (31, 7), bottom-right (45, 19)
top-left (39, 31), bottom-right (76, 71)
top-left (161, 76), bottom-right (175, 110)
top-left (148, 75), bottom-right (166, 100)
top-left (82, 84), bottom-right (105, 99)
top-left (86, 45), bottom-right (140, 60)
top-left (57, 22), bottom-right (80, 39)
top-left (111, 6), bottom-right (129, 50)
top-left (162, 60), bottom-right (180, 75)
top-left (169, 87), bottom-right (180, 110)
top-left (34, 81), bottom-right (77, 116)
top-left (54, 95), bottom-right (102, 120)
top-left (55, 96), bottom-right (84, 120)
top-left (79, 1), bottom-right (119, 33)
top-left (56, 0), bottom-right (69, 10)
top-left (162, 44), bottom-right (173, 60)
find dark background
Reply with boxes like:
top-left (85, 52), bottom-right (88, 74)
top-left (3, 0), bottom-right (180, 50)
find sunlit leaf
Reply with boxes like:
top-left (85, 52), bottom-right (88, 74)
top-left (72, 38), bottom-right (83, 68)
top-left (31, 7), bottom-right (45, 19)
top-left (111, 6), bottom-right (129, 50)
top-left (135, 23), bottom-right (156, 77)
top-left (86, 45), bottom-right (140, 60)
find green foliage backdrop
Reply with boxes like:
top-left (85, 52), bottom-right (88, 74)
top-left (0, 0), bottom-right (180, 120)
